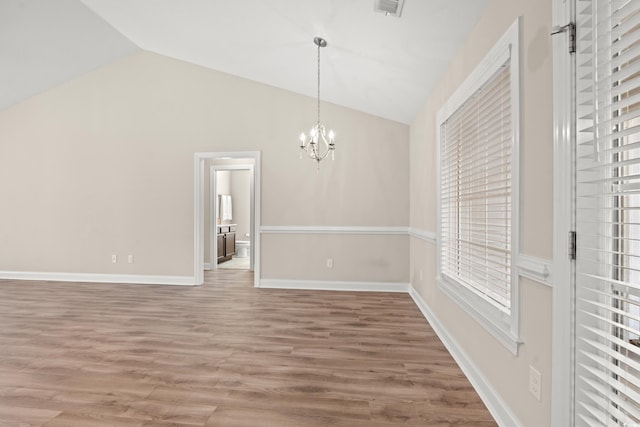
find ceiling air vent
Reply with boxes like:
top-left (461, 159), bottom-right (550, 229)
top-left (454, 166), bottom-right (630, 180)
top-left (374, 0), bottom-right (405, 17)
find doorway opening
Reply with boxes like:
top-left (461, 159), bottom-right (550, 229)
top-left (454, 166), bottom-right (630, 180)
top-left (194, 151), bottom-right (260, 287)
top-left (210, 165), bottom-right (252, 271)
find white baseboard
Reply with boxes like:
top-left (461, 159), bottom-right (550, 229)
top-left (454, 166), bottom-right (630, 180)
top-left (204, 262), bottom-right (212, 271)
top-left (408, 285), bottom-right (523, 427)
top-left (0, 271), bottom-right (196, 286)
top-left (259, 279), bottom-right (409, 293)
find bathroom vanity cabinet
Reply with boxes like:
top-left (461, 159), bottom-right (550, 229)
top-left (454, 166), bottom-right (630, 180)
top-left (217, 225), bottom-right (236, 264)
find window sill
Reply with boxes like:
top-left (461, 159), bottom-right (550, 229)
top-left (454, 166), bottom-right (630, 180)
top-left (438, 276), bottom-right (522, 355)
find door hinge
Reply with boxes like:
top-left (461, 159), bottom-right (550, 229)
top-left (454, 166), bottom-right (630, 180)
top-left (569, 231), bottom-right (577, 260)
top-left (551, 22), bottom-right (576, 54)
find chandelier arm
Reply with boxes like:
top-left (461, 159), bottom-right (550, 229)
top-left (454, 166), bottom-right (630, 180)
top-left (302, 144), bottom-right (328, 161)
top-left (300, 125), bottom-right (332, 161)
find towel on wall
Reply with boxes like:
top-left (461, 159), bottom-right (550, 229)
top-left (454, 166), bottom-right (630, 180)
top-left (219, 194), bottom-right (233, 221)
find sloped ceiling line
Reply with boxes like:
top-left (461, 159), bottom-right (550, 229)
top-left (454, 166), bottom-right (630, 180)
top-left (1, 0), bottom-right (489, 123)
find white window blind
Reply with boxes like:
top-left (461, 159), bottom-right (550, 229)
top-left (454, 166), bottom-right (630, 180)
top-left (575, 0), bottom-right (640, 425)
top-left (440, 61), bottom-right (513, 314)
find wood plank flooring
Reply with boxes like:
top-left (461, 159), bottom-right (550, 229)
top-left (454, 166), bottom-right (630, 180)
top-left (0, 270), bottom-right (497, 426)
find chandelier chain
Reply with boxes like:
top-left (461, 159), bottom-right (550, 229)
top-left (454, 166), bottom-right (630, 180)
top-left (317, 41), bottom-right (321, 126)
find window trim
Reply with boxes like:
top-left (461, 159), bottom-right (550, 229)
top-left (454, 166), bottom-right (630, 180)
top-left (436, 17), bottom-right (522, 355)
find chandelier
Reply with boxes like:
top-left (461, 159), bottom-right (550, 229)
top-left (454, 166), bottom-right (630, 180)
top-left (299, 37), bottom-right (335, 166)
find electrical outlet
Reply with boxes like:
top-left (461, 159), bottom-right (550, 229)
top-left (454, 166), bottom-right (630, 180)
top-left (419, 270), bottom-right (423, 280)
top-left (127, 255), bottom-right (134, 264)
top-left (111, 254), bottom-right (117, 264)
top-left (326, 258), bottom-right (333, 268)
top-left (529, 365), bottom-right (541, 401)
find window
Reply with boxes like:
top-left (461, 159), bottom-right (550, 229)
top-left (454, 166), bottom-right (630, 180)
top-left (437, 18), bottom-right (520, 353)
top-left (574, 0), bottom-right (640, 424)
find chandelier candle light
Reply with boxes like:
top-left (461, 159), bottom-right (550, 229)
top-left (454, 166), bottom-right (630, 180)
top-left (299, 36), bottom-right (335, 166)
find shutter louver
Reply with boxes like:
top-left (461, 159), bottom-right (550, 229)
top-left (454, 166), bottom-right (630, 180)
top-left (575, 0), bottom-right (640, 424)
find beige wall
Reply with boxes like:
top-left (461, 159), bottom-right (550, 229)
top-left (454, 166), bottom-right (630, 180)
top-left (262, 234), bottom-right (408, 283)
top-left (0, 51), bottom-right (409, 282)
top-left (216, 170), bottom-right (231, 203)
top-left (409, 0), bottom-right (553, 426)
top-left (230, 170), bottom-right (250, 241)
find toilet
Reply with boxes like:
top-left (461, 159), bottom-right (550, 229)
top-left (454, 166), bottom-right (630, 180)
top-left (235, 240), bottom-right (250, 258)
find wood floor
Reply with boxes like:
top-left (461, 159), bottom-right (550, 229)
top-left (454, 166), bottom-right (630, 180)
top-left (0, 270), bottom-right (497, 426)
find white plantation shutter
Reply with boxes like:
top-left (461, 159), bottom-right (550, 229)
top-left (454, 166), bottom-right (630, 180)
top-left (575, 0), bottom-right (640, 425)
top-left (440, 61), bottom-right (513, 313)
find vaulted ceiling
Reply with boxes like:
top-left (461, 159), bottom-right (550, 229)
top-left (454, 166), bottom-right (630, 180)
top-left (1, 0), bottom-right (489, 124)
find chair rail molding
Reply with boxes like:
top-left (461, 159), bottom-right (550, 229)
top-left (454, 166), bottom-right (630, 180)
top-left (408, 227), bottom-right (437, 243)
top-left (260, 225), bottom-right (409, 235)
top-left (517, 254), bottom-right (553, 287)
